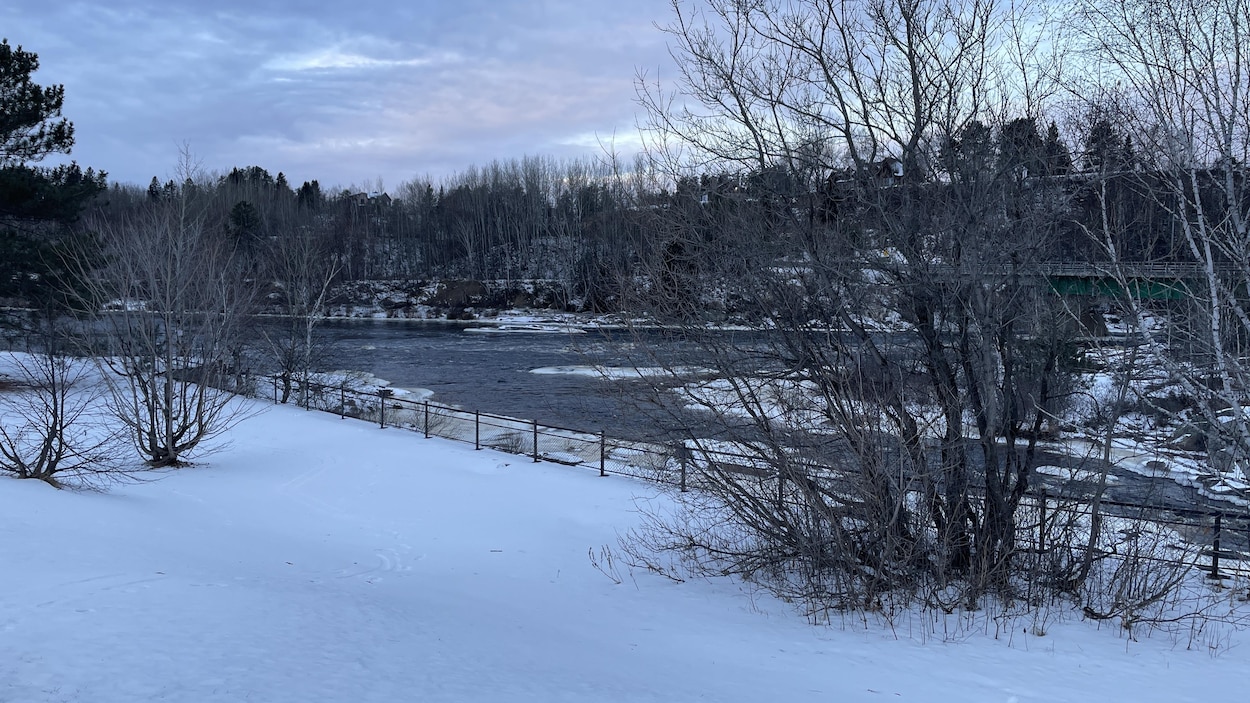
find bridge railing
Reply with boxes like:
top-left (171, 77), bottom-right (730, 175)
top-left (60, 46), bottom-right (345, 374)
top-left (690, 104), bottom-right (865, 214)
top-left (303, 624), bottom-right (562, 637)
top-left (1037, 262), bottom-right (1221, 278)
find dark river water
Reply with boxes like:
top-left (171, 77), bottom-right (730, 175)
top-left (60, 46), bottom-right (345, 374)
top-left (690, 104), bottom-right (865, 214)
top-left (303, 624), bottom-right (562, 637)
top-left (2, 315), bottom-right (1238, 530)
top-left (250, 319), bottom-right (1240, 518)
top-left (308, 320), bottom-right (684, 441)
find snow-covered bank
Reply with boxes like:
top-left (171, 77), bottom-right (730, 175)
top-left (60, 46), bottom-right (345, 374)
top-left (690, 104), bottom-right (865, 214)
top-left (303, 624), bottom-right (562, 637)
top-left (313, 278), bottom-right (628, 325)
top-left (1, 400), bottom-right (1246, 702)
top-left (292, 370), bottom-right (434, 402)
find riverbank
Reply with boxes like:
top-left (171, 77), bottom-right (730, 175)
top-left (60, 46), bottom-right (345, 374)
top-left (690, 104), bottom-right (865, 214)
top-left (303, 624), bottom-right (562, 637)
top-left (2, 391), bottom-right (1246, 701)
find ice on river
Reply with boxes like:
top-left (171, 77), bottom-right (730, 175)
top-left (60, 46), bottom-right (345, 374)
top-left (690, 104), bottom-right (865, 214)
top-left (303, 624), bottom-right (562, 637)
top-left (530, 364), bottom-right (713, 379)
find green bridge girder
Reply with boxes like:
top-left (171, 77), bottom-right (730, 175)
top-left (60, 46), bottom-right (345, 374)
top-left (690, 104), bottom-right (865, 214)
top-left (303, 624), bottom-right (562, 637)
top-left (1039, 263), bottom-right (1232, 300)
top-left (1048, 275), bottom-right (1191, 300)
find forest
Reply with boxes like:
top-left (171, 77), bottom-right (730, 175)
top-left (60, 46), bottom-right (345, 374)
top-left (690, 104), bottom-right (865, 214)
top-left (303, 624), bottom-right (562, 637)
top-left (7, 107), bottom-right (1183, 324)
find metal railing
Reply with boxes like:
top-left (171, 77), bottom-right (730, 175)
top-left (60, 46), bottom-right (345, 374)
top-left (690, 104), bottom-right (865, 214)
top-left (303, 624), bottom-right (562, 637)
top-left (265, 374), bottom-right (1250, 581)
top-left (268, 375), bottom-right (665, 482)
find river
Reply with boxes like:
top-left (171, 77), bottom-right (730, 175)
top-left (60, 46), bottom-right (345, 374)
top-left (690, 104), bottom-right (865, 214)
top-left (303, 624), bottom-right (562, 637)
top-left (305, 320), bottom-right (687, 441)
top-left (256, 319), bottom-right (1245, 516)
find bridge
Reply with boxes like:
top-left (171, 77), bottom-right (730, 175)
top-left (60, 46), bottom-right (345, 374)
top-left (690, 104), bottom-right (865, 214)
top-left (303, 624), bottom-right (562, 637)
top-left (1041, 263), bottom-right (1229, 300)
top-left (910, 262), bottom-right (1228, 300)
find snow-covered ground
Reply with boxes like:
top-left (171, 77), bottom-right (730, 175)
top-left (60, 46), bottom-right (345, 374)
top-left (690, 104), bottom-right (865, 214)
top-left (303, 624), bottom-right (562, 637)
top-left (2, 395), bottom-right (1247, 701)
top-left (296, 370), bottom-right (434, 402)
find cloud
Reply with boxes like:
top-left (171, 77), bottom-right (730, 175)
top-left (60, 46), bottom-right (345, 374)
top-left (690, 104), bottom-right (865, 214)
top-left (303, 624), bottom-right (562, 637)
top-left (263, 50), bottom-right (435, 72)
top-left (262, 35), bottom-right (461, 74)
top-left (2, 0), bottom-right (676, 189)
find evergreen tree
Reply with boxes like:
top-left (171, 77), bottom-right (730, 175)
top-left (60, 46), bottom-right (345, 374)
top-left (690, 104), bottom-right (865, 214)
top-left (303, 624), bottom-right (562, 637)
top-left (997, 117), bottom-right (1045, 179)
top-left (296, 180), bottom-right (322, 210)
top-left (939, 120), bottom-right (996, 182)
top-left (0, 39), bottom-right (73, 164)
top-left (1082, 116), bottom-right (1133, 173)
top-left (0, 39), bottom-right (105, 311)
top-left (228, 200), bottom-right (262, 250)
top-left (1042, 121), bottom-right (1072, 176)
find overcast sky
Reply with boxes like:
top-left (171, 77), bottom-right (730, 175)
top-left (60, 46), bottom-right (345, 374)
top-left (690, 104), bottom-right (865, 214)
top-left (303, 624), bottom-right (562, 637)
top-left (4, 0), bottom-right (676, 191)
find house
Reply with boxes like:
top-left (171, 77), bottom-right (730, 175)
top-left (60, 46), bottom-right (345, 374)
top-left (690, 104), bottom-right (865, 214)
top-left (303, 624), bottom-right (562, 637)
top-left (346, 191), bottom-right (392, 207)
top-left (874, 157), bottom-right (905, 186)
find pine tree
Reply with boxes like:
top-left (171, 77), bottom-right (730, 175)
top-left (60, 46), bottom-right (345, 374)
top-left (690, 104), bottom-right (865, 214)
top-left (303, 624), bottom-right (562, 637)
top-left (997, 117), bottom-right (1045, 179)
top-left (228, 200), bottom-right (262, 250)
top-left (0, 39), bottom-right (105, 310)
top-left (1042, 121), bottom-right (1072, 176)
top-left (297, 180), bottom-right (322, 210)
top-left (0, 39), bottom-right (73, 164)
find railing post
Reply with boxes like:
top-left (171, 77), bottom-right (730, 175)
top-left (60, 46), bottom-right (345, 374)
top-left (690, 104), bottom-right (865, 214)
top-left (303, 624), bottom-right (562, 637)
top-left (424, 401), bottom-right (430, 438)
top-left (1038, 488), bottom-right (1047, 554)
top-left (1209, 512), bottom-right (1223, 580)
top-left (599, 431), bottom-right (607, 477)
top-left (475, 411), bottom-right (481, 450)
top-left (532, 420), bottom-right (539, 463)
top-left (378, 388), bottom-right (392, 429)
top-left (339, 386), bottom-right (345, 419)
top-left (679, 445), bottom-right (688, 493)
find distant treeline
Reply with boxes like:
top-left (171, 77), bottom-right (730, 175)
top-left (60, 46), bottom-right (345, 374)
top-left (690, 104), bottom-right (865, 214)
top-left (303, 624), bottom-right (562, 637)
top-left (91, 156), bottom-right (656, 311)
top-left (75, 112), bottom-right (1202, 314)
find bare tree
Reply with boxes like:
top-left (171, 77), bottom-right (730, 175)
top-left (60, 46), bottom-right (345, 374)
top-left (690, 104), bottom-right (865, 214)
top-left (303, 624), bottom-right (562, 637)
top-left (261, 222), bottom-right (341, 405)
top-left (625, 0), bottom-right (1087, 609)
top-left (81, 162), bottom-right (256, 467)
top-left (1075, 0), bottom-right (1250, 487)
top-left (0, 321), bottom-right (125, 487)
